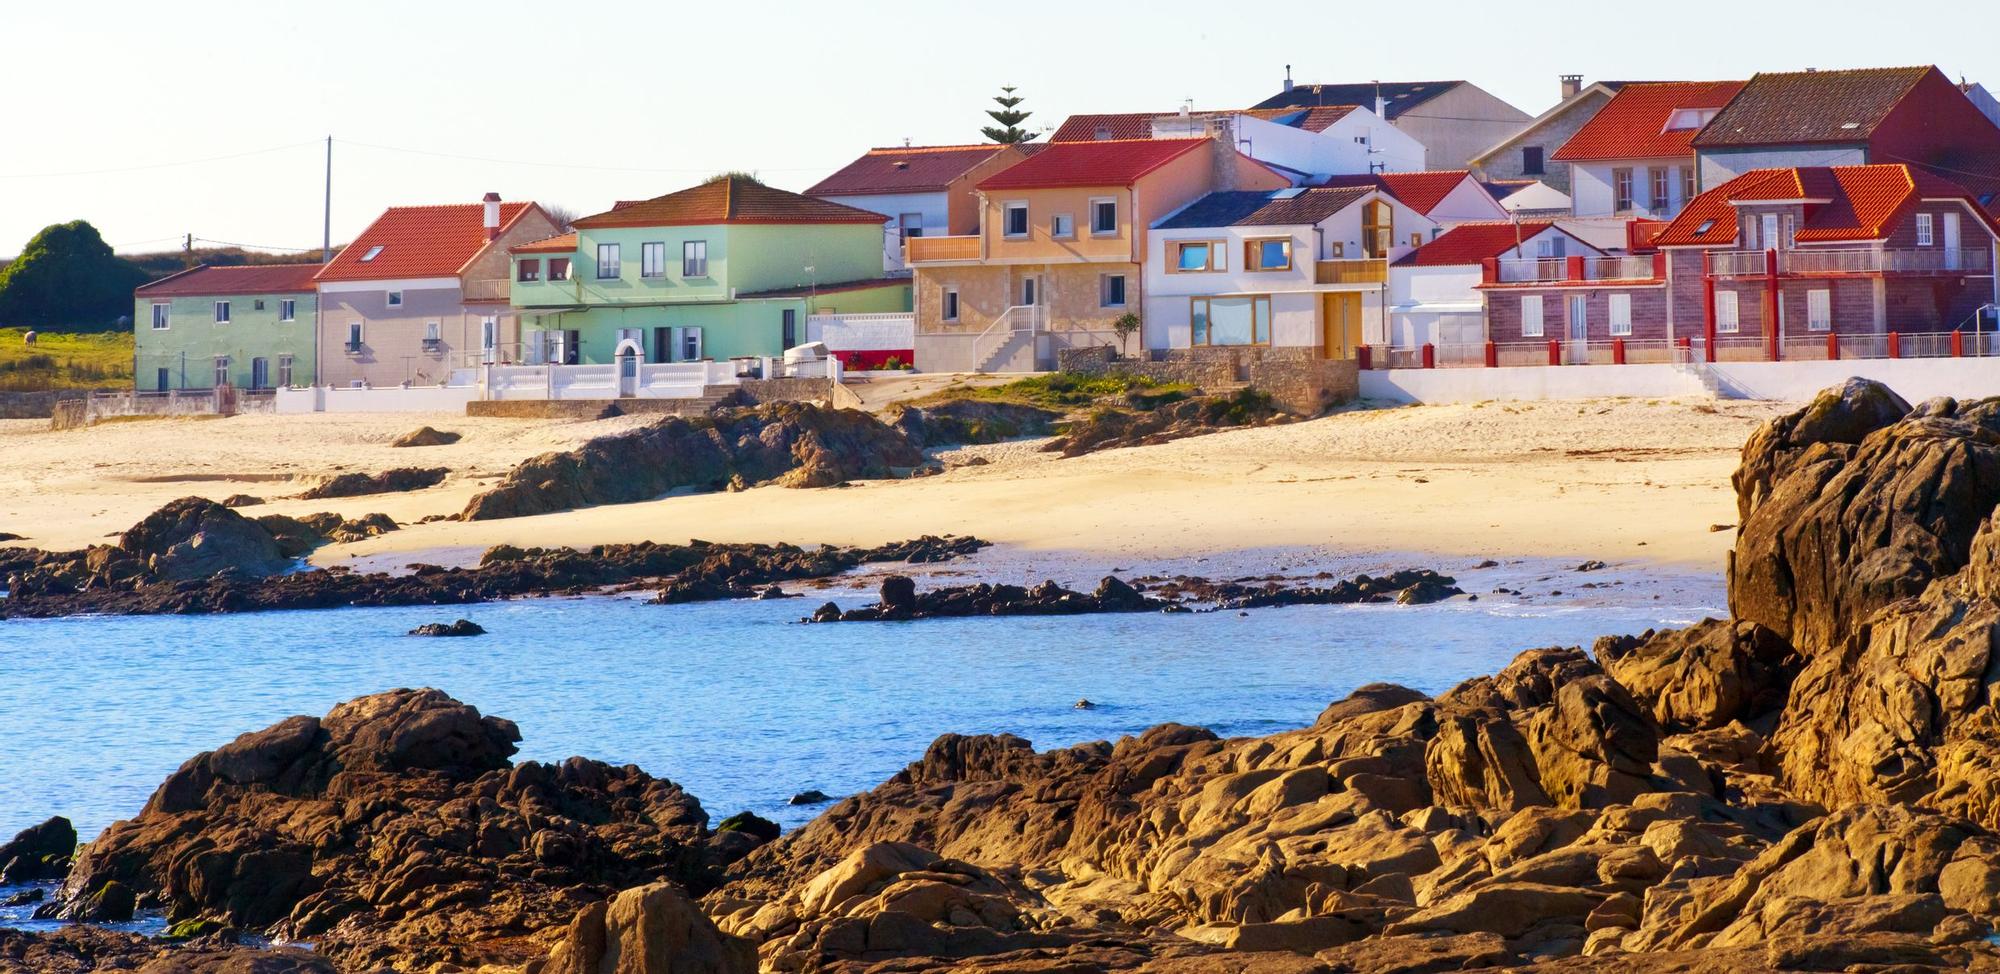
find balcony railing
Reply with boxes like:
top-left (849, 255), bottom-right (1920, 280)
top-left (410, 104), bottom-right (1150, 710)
top-left (1496, 258), bottom-right (1569, 283)
top-left (1709, 248), bottom-right (1994, 277)
top-left (1583, 255), bottom-right (1658, 281)
top-left (1488, 253), bottom-right (1666, 285)
top-left (1314, 258), bottom-right (1388, 285)
top-left (905, 235), bottom-right (981, 262)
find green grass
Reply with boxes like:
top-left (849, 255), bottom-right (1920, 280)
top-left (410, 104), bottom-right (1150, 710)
top-left (919, 372), bottom-right (1194, 410)
top-left (0, 328), bottom-right (132, 391)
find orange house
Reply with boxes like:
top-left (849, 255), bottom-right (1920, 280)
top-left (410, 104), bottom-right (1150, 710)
top-left (908, 137), bottom-right (1289, 371)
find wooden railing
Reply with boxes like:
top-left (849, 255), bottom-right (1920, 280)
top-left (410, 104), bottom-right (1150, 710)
top-left (1708, 248), bottom-right (1994, 277)
top-left (1314, 258), bottom-right (1387, 285)
top-left (905, 235), bottom-right (981, 262)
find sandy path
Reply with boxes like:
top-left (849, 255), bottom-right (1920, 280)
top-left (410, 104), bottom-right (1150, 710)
top-left (0, 398), bottom-right (1785, 577)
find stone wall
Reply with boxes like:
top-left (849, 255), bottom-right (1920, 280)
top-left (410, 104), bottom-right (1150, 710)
top-left (465, 400), bottom-right (623, 421)
top-left (1056, 345), bottom-right (1357, 414)
top-left (735, 377), bottom-right (837, 404)
top-left (0, 389), bottom-right (94, 420)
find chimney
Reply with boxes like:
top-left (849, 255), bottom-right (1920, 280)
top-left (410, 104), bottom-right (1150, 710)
top-left (1560, 74), bottom-right (1584, 100)
top-left (1283, 65), bottom-right (1294, 93)
top-left (482, 192), bottom-right (502, 241)
top-left (1210, 120), bottom-right (1241, 192)
top-left (1373, 80), bottom-right (1386, 119)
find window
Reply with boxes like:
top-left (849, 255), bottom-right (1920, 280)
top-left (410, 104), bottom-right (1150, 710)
top-left (359, 245), bottom-right (384, 262)
top-left (1807, 288), bottom-right (1831, 332)
top-left (1173, 240), bottom-right (1222, 272)
top-left (279, 299), bottom-right (296, 322)
top-left (942, 287), bottom-right (960, 322)
top-left (386, 291), bottom-right (402, 308)
top-left (1613, 168), bottom-right (1634, 212)
top-left (1090, 198), bottom-right (1118, 235)
top-left (346, 321), bottom-right (364, 349)
top-left (1649, 168), bottom-right (1670, 212)
top-left (1330, 241), bottom-right (1345, 258)
top-left (253, 299), bottom-right (266, 311)
top-left (1916, 213), bottom-right (1934, 246)
top-left (1537, 235), bottom-right (1567, 259)
top-left (481, 317), bottom-right (498, 354)
top-left (1100, 274), bottom-right (1127, 308)
top-left (213, 301), bottom-right (230, 323)
top-left (679, 326), bottom-right (703, 361)
top-left (150, 303), bottom-right (170, 330)
top-left (549, 258), bottom-right (570, 281)
top-left (423, 320), bottom-right (442, 349)
top-left (1362, 200), bottom-right (1394, 258)
top-left (641, 242), bottom-right (666, 278)
top-left (1665, 107), bottom-right (1719, 131)
top-left (1742, 215), bottom-right (1759, 250)
top-left (277, 355), bottom-right (294, 388)
top-left (682, 240), bottom-right (708, 277)
top-left (782, 309), bottom-right (798, 350)
top-left (1782, 214), bottom-right (1796, 249)
top-left (1761, 214), bottom-right (1780, 251)
top-left (1715, 291), bottom-right (1740, 333)
top-left (1410, 233), bottom-right (1422, 249)
top-left (213, 356), bottom-right (229, 388)
top-left (1051, 213), bottom-right (1074, 239)
top-left (1609, 294), bottom-right (1632, 336)
top-left (1522, 146), bottom-right (1545, 176)
top-left (898, 213), bottom-right (924, 241)
top-left (1190, 296), bottom-right (1271, 346)
top-left (1680, 167), bottom-right (1697, 206)
top-left (1094, 126), bottom-right (1113, 140)
top-left (1521, 295), bottom-right (1544, 337)
top-left (156, 367), bottom-right (170, 391)
top-left (1244, 237), bottom-right (1292, 272)
top-left (518, 259), bottom-right (542, 282)
top-left (250, 357), bottom-right (269, 390)
top-left (597, 243), bottom-right (621, 279)
top-left (1003, 202), bottom-right (1029, 237)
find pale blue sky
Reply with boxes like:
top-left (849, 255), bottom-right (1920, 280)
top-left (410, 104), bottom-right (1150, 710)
top-left (3, 0), bottom-right (1993, 257)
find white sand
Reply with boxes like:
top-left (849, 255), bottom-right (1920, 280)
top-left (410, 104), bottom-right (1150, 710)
top-left (0, 397), bottom-right (1785, 577)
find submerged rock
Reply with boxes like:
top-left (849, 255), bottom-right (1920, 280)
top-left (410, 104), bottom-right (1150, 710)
top-left (407, 618), bottom-right (486, 637)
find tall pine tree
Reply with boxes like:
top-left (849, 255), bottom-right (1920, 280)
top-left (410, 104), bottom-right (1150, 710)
top-left (981, 86), bottom-right (1035, 144)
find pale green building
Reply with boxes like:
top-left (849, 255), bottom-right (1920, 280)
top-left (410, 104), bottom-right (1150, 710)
top-left (509, 176), bottom-right (908, 364)
top-left (132, 264), bottom-right (322, 390)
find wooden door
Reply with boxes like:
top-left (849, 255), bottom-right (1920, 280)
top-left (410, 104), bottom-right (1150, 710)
top-left (1322, 292), bottom-right (1363, 359)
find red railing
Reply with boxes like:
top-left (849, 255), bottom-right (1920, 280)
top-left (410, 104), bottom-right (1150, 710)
top-left (1357, 329), bottom-right (1998, 369)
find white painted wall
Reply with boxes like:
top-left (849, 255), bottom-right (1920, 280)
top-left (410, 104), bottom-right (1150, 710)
top-left (812, 189), bottom-right (947, 273)
top-left (1708, 358), bottom-right (2000, 402)
top-left (1425, 177), bottom-right (1511, 223)
top-left (276, 385), bottom-right (480, 414)
top-left (1499, 182), bottom-right (1572, 213)
top-left (1571, 159), bottom-right (1699, 219)
top-left (1359, 363), bottom-right (1708, 402)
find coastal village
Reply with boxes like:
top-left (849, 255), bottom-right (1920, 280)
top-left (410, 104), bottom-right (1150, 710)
top-left (114, 64), bottom-right (2000, 415)
top-left (16, 42), bottom-right (2000, 974)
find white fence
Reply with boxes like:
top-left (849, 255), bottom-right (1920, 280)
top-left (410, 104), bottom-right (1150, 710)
top-left (275, 385), bottom-right (480, 414)
top-left (808, 313), bottom-right (915, 352)
top-left (273, 355), bottom-right (845, 414)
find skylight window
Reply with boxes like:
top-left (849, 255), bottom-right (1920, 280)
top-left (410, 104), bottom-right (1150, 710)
top-left (359, 245), bottom-right (385, 262)
top-left (1840, 122), bottom-right (1861, 130)
top-left (1696, 219), bottom-right (1717, 235)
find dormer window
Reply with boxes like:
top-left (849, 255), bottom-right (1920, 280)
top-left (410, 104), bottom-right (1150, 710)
top-left (360, 245), bottom-right (385, 262)
top-left (1094, 126), bottom-right (1113, 140)
top-left (1663, 108), bottom-right (1719, 132)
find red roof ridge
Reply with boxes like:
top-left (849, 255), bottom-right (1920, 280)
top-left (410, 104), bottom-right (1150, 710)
top-left (863, 143), bottom-right (1009, 154)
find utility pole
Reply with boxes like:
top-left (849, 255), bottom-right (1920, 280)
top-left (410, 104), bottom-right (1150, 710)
top-left (183, 233), bottom-right (194, 270)
top-left (322, 136), bottom-right (333, 263)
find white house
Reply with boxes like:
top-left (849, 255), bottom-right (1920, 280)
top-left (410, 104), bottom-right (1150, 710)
top-left (1142, 185), bottom-right (1435, 356)
top-left (805, 144), bottom-right (1031, 273)
top-left (1051, 105), bottom-right (1427, 178)
top-left (1321, 170), bottom-right (1510, 226)
top-left (1554, 81), bottom-right (1745, 221)
top-left (1387, 221), bottom-right (1601, 348)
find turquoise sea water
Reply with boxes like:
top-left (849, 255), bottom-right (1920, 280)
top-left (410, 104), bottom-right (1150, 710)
top-left (0, 579), bottom-right (1720, 851)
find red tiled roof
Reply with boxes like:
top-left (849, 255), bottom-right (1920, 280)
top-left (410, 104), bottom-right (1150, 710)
top-left (1395, 221), bottom-right (1559, 266)
top-left (511, 232), bottom-right (577, 254)
top-left (806, 145), bottom-right (1012, 196)
top-left (977, 139), bottom-right (1211, 190)
top-left (1653, 164), bottom-right (1999, 247)
top-left (315, 201), bottom-right (537, 282)
top-left (1551, 81), bottom-right (1746, 162)
top-left (1320, 171), bottom-right (1475, 216)
top-left (1051, 106), bottom-right (1359, 142)
top-left (136, 263), bottom-right (323, 296)
top-left (573, 177), bottom-right (886, 229)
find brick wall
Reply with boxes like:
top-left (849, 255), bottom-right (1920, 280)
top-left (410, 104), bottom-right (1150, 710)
top-left (1482, 285), bottom-right (1671, 342)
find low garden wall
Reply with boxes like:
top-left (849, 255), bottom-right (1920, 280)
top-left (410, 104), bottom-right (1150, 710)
top-left (1057, 346), bottom-right (1358, 414)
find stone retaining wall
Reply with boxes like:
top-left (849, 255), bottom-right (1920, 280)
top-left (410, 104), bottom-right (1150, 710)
top-left (0, 389), bottom-right (95, 420)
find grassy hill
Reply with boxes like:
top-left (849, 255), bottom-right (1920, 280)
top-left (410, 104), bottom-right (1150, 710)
top-left (0, 328), bottom-right (132, 391)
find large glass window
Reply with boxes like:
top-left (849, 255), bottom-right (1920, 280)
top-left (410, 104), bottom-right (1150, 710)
top-left (549, 258), bottom-right (571, 281)
top-left (1190, 296), bottom-right (1271, 346)
top-left (682, 240), bottom-right (708, 277)
top-left (1003, 203), bottom-right (1029, 237)
top-left (518, 259), bottom-right (542, 282)
top-left (1174, 241), bottom-right (1220, 272)
top-left (597, 243), bottom-right (621, 279)
top-left (641, 242), bottom-right (666, 278)
top-left (1245, 237), bottom-right (1292, 272)
top-left (1090, 198), bottom-right (1118, 235)
top-left (1362, 200), bottom-right (1393, 259)
top-left (1521, 295), bottom-right (1544, 337)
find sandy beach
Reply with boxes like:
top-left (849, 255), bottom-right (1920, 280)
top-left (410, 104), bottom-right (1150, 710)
top-left (0, 394), bottom-right (1786, 578)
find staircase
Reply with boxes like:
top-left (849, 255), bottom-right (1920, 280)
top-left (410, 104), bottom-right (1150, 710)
top-left (972, 305), bottom-right (1045, 373)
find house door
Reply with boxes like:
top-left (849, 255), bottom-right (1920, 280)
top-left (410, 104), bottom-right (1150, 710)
top-left (156, 367), bottom-right (170, 392)
top-left (1321, 292), bottom-right (1362, 359)
top-left (782, 309), bottom-right (798, 350)
top-left (1944, 213), bottom-right (1962, 270)
top-left (1019, 275), bottom-right (1039, 308)
top-left (1567, 295), bottom-right (1590, 364)
top-left (250, 357), bottom-right (269, 390)
top-left (617, 348), bottom-right (639, 397)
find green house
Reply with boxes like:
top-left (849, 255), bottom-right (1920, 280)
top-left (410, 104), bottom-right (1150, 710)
top-left (509, 176), bottom-right (909, 365)
top-left (132, 264), bottom-right (321, 390)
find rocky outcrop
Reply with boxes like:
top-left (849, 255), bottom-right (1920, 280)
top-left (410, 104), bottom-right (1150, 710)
top-left (391, 426), bottom-right (462, 448)
top-left (117, 496), bottom-right (289, 581)
top-left (810, 574), bottom-right (1162, 621)
top-left (0, 816), bottom-right (75, 883)
top-left (407, 618), bottom-right (485, 637)
top-left (0, 925), bottom-right (336, 974)
top-left (530, 882), bottom-right (757, 974)
top-left (1044, 389), bottom-right (1291, 458)
top-left (886, 400), bottom-right (1060, 449)
top-left (462, 403), bottom-right (924, 521)
top-left (49, 689), bottom-right (767, 971)
top-left (300, 466), bottom-right (449, 499)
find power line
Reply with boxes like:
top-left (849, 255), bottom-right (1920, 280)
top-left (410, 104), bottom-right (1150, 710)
top-left (0, 140), bottom-right (322, 179)
top-left (334, 138), bottom-right (840, 175)
top-left (191, 237), bottom-right (321, 253)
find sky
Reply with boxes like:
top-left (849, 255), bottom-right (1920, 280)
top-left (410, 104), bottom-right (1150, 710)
top-left (3, 0), bottom-right (1996, 259)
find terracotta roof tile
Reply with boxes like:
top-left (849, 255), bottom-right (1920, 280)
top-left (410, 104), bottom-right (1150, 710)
top-left (315, 202), bottom-right (537, 282)
top-left (1652, 164), bottom-right (1997, 247)
top-left (1320, 171), bottom-right (1475, 216)
top-left (573, 177), bottom-right (887, 229)
top-left (1692, 66), bottom-right (1933, 148)
top-left (1552, 81), bottom-right (1746, 162)
top-left (977, 139), bottom-right (1211, 191)
top-left (806, 145), bottom-right (1014, 196)
top-left (510, 232), bottom-right (577, 254)
top-left (1157, 186), bottom-right (1377, 229)
top-left (136, 263), bottom-right (323, 297)
top-left (1395, 221), bottom-right (1559, 266)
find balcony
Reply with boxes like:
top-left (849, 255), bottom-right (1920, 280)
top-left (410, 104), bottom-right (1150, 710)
top-left (1486, 253), bottom-right (1666, 286)
top-left (1708, 248), bottom-right (1994, 278)
top-left (905, 235), bottom-right (981, 263)
top-left (1314, 258), bottom-right (1388, 285)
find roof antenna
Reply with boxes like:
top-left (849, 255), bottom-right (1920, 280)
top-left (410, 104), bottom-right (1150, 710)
top-left (903, 137), bottom-right (912, 147)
